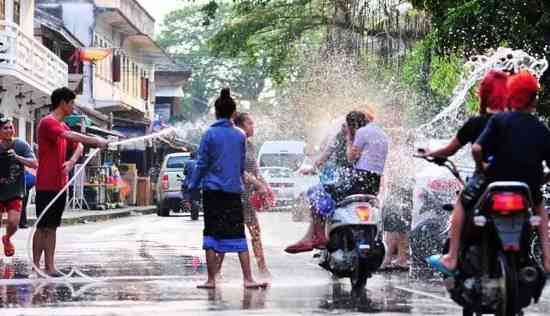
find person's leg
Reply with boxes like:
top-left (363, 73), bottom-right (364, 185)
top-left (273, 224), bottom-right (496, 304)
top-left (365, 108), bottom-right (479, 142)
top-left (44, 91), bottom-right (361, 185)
top-left (395, 232), bottom-right (410, 267)
top-left (238, 251), bottom-right (267, 288)
top-left (439, 199), bottom-right (466, 271)
top-left (43, 228), bottom-right (59, 274)
top-left (198, 249), bottom-right (219, 288)
top-left (32, 228), bottom-right (45, 271)
top-left (534, 202), bottom-right (550, 272)
top-left (2, 202), bottom-right (22, 256)
top-left (247, 223), bottom-right (270, 275)
top-left (215, 252), bottom-right (225, 279)
top-left (5, 209), bottom-right (20, 238)
top-left (382, 231), bottom-right (398, 267)
top-left (285, 209), bottom-right (317, 253)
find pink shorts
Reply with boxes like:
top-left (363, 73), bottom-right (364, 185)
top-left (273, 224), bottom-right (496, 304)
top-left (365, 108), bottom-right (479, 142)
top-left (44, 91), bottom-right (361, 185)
top-left (0, 199), bottom-right (22, 213)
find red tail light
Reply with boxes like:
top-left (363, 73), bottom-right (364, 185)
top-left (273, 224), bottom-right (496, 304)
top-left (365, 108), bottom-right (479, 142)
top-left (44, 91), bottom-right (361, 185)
top-left (162, 174), bottom-right (169, 190)
top-left (491, 193), bottom-right (526, 214)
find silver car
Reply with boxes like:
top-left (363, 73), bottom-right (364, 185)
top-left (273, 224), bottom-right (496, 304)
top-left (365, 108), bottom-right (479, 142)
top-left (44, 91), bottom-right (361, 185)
top-left (155, 152), bottom-right (190, 217)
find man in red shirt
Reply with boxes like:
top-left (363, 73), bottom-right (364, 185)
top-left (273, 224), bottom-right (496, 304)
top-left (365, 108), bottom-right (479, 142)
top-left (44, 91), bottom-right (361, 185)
top-left (35, 87), bottom-right (108, 276)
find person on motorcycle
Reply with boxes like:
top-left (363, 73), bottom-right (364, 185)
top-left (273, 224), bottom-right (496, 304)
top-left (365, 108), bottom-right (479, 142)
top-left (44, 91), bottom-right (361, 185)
top-left (423, 70), bottom-right (509, 275)
top-left (472, 71), bottom-right (550, 273)
top-left (285, 110), bottom-right (388, 253)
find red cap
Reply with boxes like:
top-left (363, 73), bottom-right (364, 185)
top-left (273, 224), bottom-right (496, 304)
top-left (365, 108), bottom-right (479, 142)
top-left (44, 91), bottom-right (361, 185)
top-left (478, 70), bottom-right (508, 113)
top-left (507, 71), bottom-right (540, 110)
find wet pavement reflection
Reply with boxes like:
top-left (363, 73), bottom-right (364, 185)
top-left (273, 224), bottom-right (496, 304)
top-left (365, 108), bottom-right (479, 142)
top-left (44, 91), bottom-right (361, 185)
top-left (1, 213), bottom-right (549, 315)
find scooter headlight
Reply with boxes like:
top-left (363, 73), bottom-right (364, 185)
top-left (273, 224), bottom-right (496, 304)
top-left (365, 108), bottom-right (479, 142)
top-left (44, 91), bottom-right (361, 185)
top-left (356, 205), bottom-right (370, 221)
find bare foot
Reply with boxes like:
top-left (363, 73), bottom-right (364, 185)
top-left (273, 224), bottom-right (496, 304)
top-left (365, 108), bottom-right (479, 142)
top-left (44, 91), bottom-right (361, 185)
top-left (439, 254), bottom-right (457, 272)
top-left (258, 269), bottom-right (272, 280)
top-left (197, 280), bottom-right (216, 289)
top-left (244, 279), bottom-right (269, 289)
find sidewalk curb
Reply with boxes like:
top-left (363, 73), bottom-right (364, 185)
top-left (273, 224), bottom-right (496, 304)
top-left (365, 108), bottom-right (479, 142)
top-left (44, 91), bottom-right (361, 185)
top-left (27, 206), bottom-right (158, 226)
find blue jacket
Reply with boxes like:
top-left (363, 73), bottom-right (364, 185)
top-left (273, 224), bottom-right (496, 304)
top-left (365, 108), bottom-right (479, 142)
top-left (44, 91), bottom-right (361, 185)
top-left (189, 119), bottom-right (246, 193)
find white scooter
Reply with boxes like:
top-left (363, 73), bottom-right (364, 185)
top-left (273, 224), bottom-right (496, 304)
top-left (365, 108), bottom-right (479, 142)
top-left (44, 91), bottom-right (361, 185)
top-left (298, 164), bottom-right (386, 293)
top-left (318, 193), bottom-right (386, 293)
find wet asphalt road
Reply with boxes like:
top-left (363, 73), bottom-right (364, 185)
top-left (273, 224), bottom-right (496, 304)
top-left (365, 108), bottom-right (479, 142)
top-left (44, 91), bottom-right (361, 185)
top-left (1, 212), bottom-right (549, 315)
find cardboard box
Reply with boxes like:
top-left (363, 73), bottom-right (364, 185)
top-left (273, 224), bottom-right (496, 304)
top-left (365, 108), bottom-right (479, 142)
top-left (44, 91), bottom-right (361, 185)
top-left (137, 177), bottom-right (151, 206)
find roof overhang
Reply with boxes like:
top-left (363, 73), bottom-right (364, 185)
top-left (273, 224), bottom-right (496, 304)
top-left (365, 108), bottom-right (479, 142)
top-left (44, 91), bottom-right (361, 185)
top-left (96, 8), bottom-right (173, 65)
top-left (35, 8), bottom-right (84, 48)
top-left (155, 86), bottom-right (184, 98)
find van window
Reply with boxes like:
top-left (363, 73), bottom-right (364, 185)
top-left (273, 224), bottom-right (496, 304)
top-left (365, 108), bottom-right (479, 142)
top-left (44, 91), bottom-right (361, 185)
top-left (166, 156), bottom-right (189, 169)
top-left (259, 153), bottom-right (304, 171)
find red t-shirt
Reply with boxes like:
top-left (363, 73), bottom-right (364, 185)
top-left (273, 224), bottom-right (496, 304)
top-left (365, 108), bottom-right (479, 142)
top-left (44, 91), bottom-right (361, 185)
top-left (36, 115), bottom-right (78, 191)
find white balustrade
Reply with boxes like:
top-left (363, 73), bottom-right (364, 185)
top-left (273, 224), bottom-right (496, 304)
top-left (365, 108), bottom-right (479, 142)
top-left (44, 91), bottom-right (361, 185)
top-left (0, 21), bottom-right (68, 94)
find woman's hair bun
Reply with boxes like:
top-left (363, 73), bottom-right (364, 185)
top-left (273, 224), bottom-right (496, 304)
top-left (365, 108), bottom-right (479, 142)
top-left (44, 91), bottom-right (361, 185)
top-left (220, 88), bottom-right (231, 99)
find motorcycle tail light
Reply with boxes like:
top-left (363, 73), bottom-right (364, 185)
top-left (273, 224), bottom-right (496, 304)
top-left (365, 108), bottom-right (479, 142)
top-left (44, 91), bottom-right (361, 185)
top-left (162, 174), bottom-right (169, 190)
top-left (491, 193), bottom-right (526, 215)
top-left (355, 206), bottom-right (370, 221)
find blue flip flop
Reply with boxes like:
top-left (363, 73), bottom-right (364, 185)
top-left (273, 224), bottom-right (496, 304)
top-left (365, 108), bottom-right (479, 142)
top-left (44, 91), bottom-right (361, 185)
top-left (426, 255), bottom-right (458, 277)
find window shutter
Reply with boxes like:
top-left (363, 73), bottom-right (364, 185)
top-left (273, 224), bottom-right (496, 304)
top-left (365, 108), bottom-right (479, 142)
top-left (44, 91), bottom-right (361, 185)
top-left (112, 55), bottom-right (121, 82)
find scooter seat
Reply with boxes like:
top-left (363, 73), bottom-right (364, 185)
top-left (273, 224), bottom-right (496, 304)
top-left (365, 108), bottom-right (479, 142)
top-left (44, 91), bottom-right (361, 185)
top-left (336, 194), bottom-right (378, 208)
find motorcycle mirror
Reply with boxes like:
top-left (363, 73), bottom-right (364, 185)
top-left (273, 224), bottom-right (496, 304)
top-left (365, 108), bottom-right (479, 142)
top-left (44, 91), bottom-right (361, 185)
top-left (442, 204), bottom-right (454, 212)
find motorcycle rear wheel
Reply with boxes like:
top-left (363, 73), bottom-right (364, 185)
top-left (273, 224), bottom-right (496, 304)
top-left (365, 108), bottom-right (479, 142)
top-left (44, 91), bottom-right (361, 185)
top-left (496, 253), bottom-right (520, 316)
top-left (462, 309), bottom-right (482, 316)
top-left (350, 258), bottom-right (369, 295)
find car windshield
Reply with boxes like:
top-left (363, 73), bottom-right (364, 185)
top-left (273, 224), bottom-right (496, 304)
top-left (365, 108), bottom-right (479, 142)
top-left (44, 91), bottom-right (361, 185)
top-left (261, 168), bottom-right (293, 178)
top-left (166, 156), bottom-right (189, 169)
top-left (259, 153), bottom-right (304, 171)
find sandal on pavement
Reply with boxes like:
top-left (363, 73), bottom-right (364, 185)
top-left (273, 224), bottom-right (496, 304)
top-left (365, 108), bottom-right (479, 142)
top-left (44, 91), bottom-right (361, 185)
top-left (285, 240), bottom-right (314, 254)
top-left (311, 235), bottom-right (328, 250)
top-left (426, 255), bottom-right (458, 277)
top-left (2, 236), bottom-right (14, 257)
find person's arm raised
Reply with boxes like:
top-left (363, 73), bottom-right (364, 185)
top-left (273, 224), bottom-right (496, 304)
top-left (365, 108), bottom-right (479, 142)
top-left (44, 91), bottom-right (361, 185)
top-left (61, 131), bottom-right (108, 148)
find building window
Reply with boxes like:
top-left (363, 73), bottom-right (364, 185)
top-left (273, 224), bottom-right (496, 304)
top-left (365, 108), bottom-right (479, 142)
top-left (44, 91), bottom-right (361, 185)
top-left (13, 0), bottom-right (20, 25)
top-left (25, 121), bottom-right (32, 144)
top-left (12, 117), bottom-right (19, 137)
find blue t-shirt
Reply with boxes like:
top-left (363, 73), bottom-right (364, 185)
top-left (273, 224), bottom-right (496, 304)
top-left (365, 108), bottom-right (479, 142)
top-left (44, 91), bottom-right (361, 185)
top-left (477, 111), bottom-right (550, 194)
top-left (189, 119), bottom-right (246, 193)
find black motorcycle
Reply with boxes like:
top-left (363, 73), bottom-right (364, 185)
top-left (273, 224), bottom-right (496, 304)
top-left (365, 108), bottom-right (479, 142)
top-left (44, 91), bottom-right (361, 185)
top-left (416, 155), bottom-right (547, 316)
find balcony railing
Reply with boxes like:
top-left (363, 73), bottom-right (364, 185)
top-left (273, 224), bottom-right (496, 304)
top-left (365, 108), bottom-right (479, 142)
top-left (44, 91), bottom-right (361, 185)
top-left (94, 75), bottom-right (147, 114)
top-left (0, 22), bottom-right (68, 94)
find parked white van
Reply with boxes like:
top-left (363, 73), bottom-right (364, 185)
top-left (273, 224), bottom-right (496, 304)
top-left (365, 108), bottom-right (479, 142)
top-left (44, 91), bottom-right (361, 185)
top-left (257, 141), bottom-right (318, 210)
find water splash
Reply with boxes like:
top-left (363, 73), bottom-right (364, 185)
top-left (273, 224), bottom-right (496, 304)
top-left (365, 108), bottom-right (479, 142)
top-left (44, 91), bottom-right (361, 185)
top-left (419, 47), bottom-right (549, 134)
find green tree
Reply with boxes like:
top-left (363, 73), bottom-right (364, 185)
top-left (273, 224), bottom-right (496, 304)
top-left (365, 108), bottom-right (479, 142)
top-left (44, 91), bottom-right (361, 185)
top-left (411, 0), bottom-right (550, 115)
top-left (157, 3), bottom-right (269, 120)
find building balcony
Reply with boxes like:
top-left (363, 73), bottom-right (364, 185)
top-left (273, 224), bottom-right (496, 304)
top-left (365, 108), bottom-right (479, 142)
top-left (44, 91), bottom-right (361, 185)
top-left (0, 21), bottom-right (67, 95)
top-left (95, 0), bottom-right (155, 38)
top-left (93, 74), bottom-right (148, 116)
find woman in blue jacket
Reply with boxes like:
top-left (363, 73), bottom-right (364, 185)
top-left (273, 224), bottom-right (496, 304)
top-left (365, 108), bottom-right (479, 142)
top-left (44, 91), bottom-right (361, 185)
top-left (190, 88), bottom-right (267, 289)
